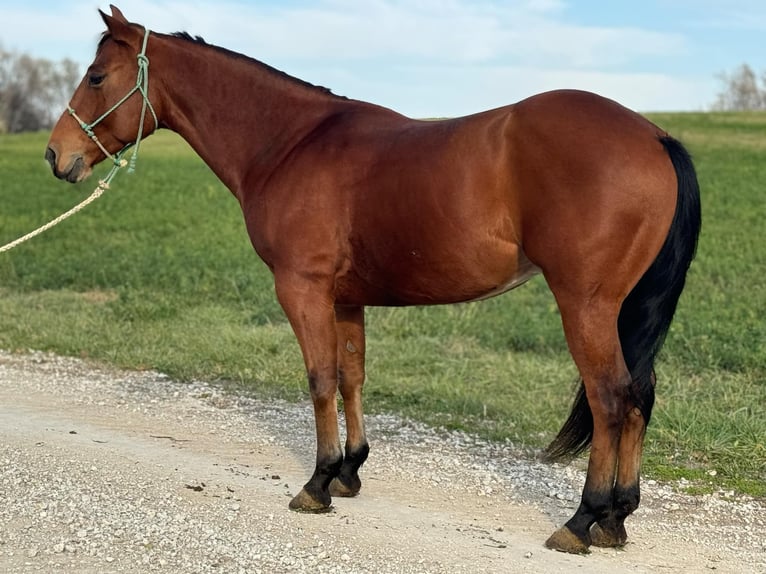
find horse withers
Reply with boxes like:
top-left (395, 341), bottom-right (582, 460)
top-left (46, 5), bottom-right (701, 554)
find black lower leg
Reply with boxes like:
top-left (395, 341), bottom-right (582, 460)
top-left (613, 483), bottom-right (640, 520)
top-left (565, 488), bottom-right (614, 546)
top-left (301, 454), bottom-right (343, 507)
top-left (334, 443), bottom-right (370, 494)
top-left (593, 484), bottom-right (640, 546)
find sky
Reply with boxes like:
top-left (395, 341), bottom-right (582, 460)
top-left (1, 0), bottom-right (765, 118)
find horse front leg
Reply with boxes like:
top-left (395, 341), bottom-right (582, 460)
top-left (330, 304), bottom-right (369, 498)
top-left (276, 276), bottom-right (343, 512)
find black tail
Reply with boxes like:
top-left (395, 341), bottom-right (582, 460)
top-left (546, 135), bottom-right (701, 460)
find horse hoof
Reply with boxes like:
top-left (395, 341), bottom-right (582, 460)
top-left (288, 488), bottom-right (332, 513)
top-left (590, 523), bottom-right (628, 548)
top-left (329, 477), bottom-right (361, 498)
top-left (545, 526), bottom-right (590, 554)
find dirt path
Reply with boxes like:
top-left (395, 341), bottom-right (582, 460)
top-left (0, 351), bottom-right (762, 573)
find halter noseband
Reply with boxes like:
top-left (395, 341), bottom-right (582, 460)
top-left (68, 27), bottom-right (158, 178)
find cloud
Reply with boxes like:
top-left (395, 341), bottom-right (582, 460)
top-left (672, 0), bottom-right (766, 30)
top-left (0, 0), bottom-right (708, 115)
top-left (144, 0), bottom-right (685, 71)
top-left (10, 0), bottom-right (680, 70)
top-left (315, 63), bottom-right (713, 116)
top-left (0, 3), bottom-right (101, 56)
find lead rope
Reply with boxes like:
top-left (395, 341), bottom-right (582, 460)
top-left (0, 28), bottom-right (155, 254)
top-left (0, 160), bottom-right (124, 254)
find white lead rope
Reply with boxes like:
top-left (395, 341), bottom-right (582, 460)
top-left (0, 161), bottom-right (125, 254)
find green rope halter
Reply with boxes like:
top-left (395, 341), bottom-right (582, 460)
top-left (67, 27), bottom-right (158, 187)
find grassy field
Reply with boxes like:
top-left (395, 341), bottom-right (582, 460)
top-left (0, 113), bottom-right (764, 497)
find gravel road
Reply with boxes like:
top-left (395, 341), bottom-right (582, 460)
top-left (0, 350), bottom-right (763, 574)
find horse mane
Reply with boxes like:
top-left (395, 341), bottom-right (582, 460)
top-left (95, 28), bottom-right (343, 99)
top-left (168, 31), bottom-right (344, 99)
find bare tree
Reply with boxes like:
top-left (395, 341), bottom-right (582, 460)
top-left (0, 43), bottom-right (80, 134)
top-left (712, 63), bottom-right (766, 111)
top-left (0, 44), bottom-right (12, 133)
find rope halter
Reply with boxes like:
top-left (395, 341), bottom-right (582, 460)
top-left (67, 27), bottom-right (158, 188)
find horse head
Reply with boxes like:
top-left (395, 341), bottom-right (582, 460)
top-left (46, 5), bottom-right (159, 183)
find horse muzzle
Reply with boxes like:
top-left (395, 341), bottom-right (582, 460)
top-left (45, 146), bottom-right (91, 183)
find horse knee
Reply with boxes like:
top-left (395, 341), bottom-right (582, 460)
top-left (308, 370), bottom-right (338, 402)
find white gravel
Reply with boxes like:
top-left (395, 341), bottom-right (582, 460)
top-left (0, 350), bottom-right (763, 574)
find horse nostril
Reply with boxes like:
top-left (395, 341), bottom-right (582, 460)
top-left (45, 146), bottom-right (57, 173)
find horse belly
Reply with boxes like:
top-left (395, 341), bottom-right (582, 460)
top-left (337, 236), bottom-right (540, 307)
top-left (464, 261), bottom-right (540, 303)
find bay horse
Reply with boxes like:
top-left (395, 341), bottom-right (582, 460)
top-left (46, 6), bottom-right (700, 554)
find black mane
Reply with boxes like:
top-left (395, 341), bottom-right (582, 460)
top-left (170, 31), bottom-right (206, 44)
top-left (168, 31), bottom-right (343, 98)
top-left (96, 28), bottom-right (343, 99)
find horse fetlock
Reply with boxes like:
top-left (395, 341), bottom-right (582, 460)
top-left (613, 484), bottom-right (641, 516)
top-left (289, 451), bottom-right (344, 512)
top-left (334, 464), bottom-right (362, 495)
top-left (329, 443), bottom-right (369, 497)
top-left (346, 443), bottom-right (370, 467)
top-left (580, 488), bottom-right (614, 523)
top-left (314, 453), bottom-right (344, 488)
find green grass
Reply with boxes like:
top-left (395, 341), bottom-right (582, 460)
top-left (1, 116), bottom-right (764, 497)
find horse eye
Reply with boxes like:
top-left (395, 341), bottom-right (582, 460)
top-left (88, 73), bottom-right (106, 87)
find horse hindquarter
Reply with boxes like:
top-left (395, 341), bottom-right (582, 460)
top-left (506, 91), bottom-right (688, 553)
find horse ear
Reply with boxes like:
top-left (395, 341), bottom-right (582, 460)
top-left (99, 5), bottom-right (139, 45)
top-left (109, 5), bottom-right (129, 24)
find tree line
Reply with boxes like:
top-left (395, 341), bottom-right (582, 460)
top-left (711, 64), bottom-right (766, 111)
top-left (0, 44), bottom-right (80, 134)
top-left (1, 46), bottom-right (764, 133)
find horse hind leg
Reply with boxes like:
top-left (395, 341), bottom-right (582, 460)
top-left (591, 370), bottom-right (655, 547)
top-left (544, 295), bottom-right (631, 554)
top-left (329, 304), bottom-right (370, 498)
top-left (590, 405), bottom-right (645, 547)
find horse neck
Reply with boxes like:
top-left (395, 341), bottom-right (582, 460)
top-left (152, 35), bottom-right (344, 197)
